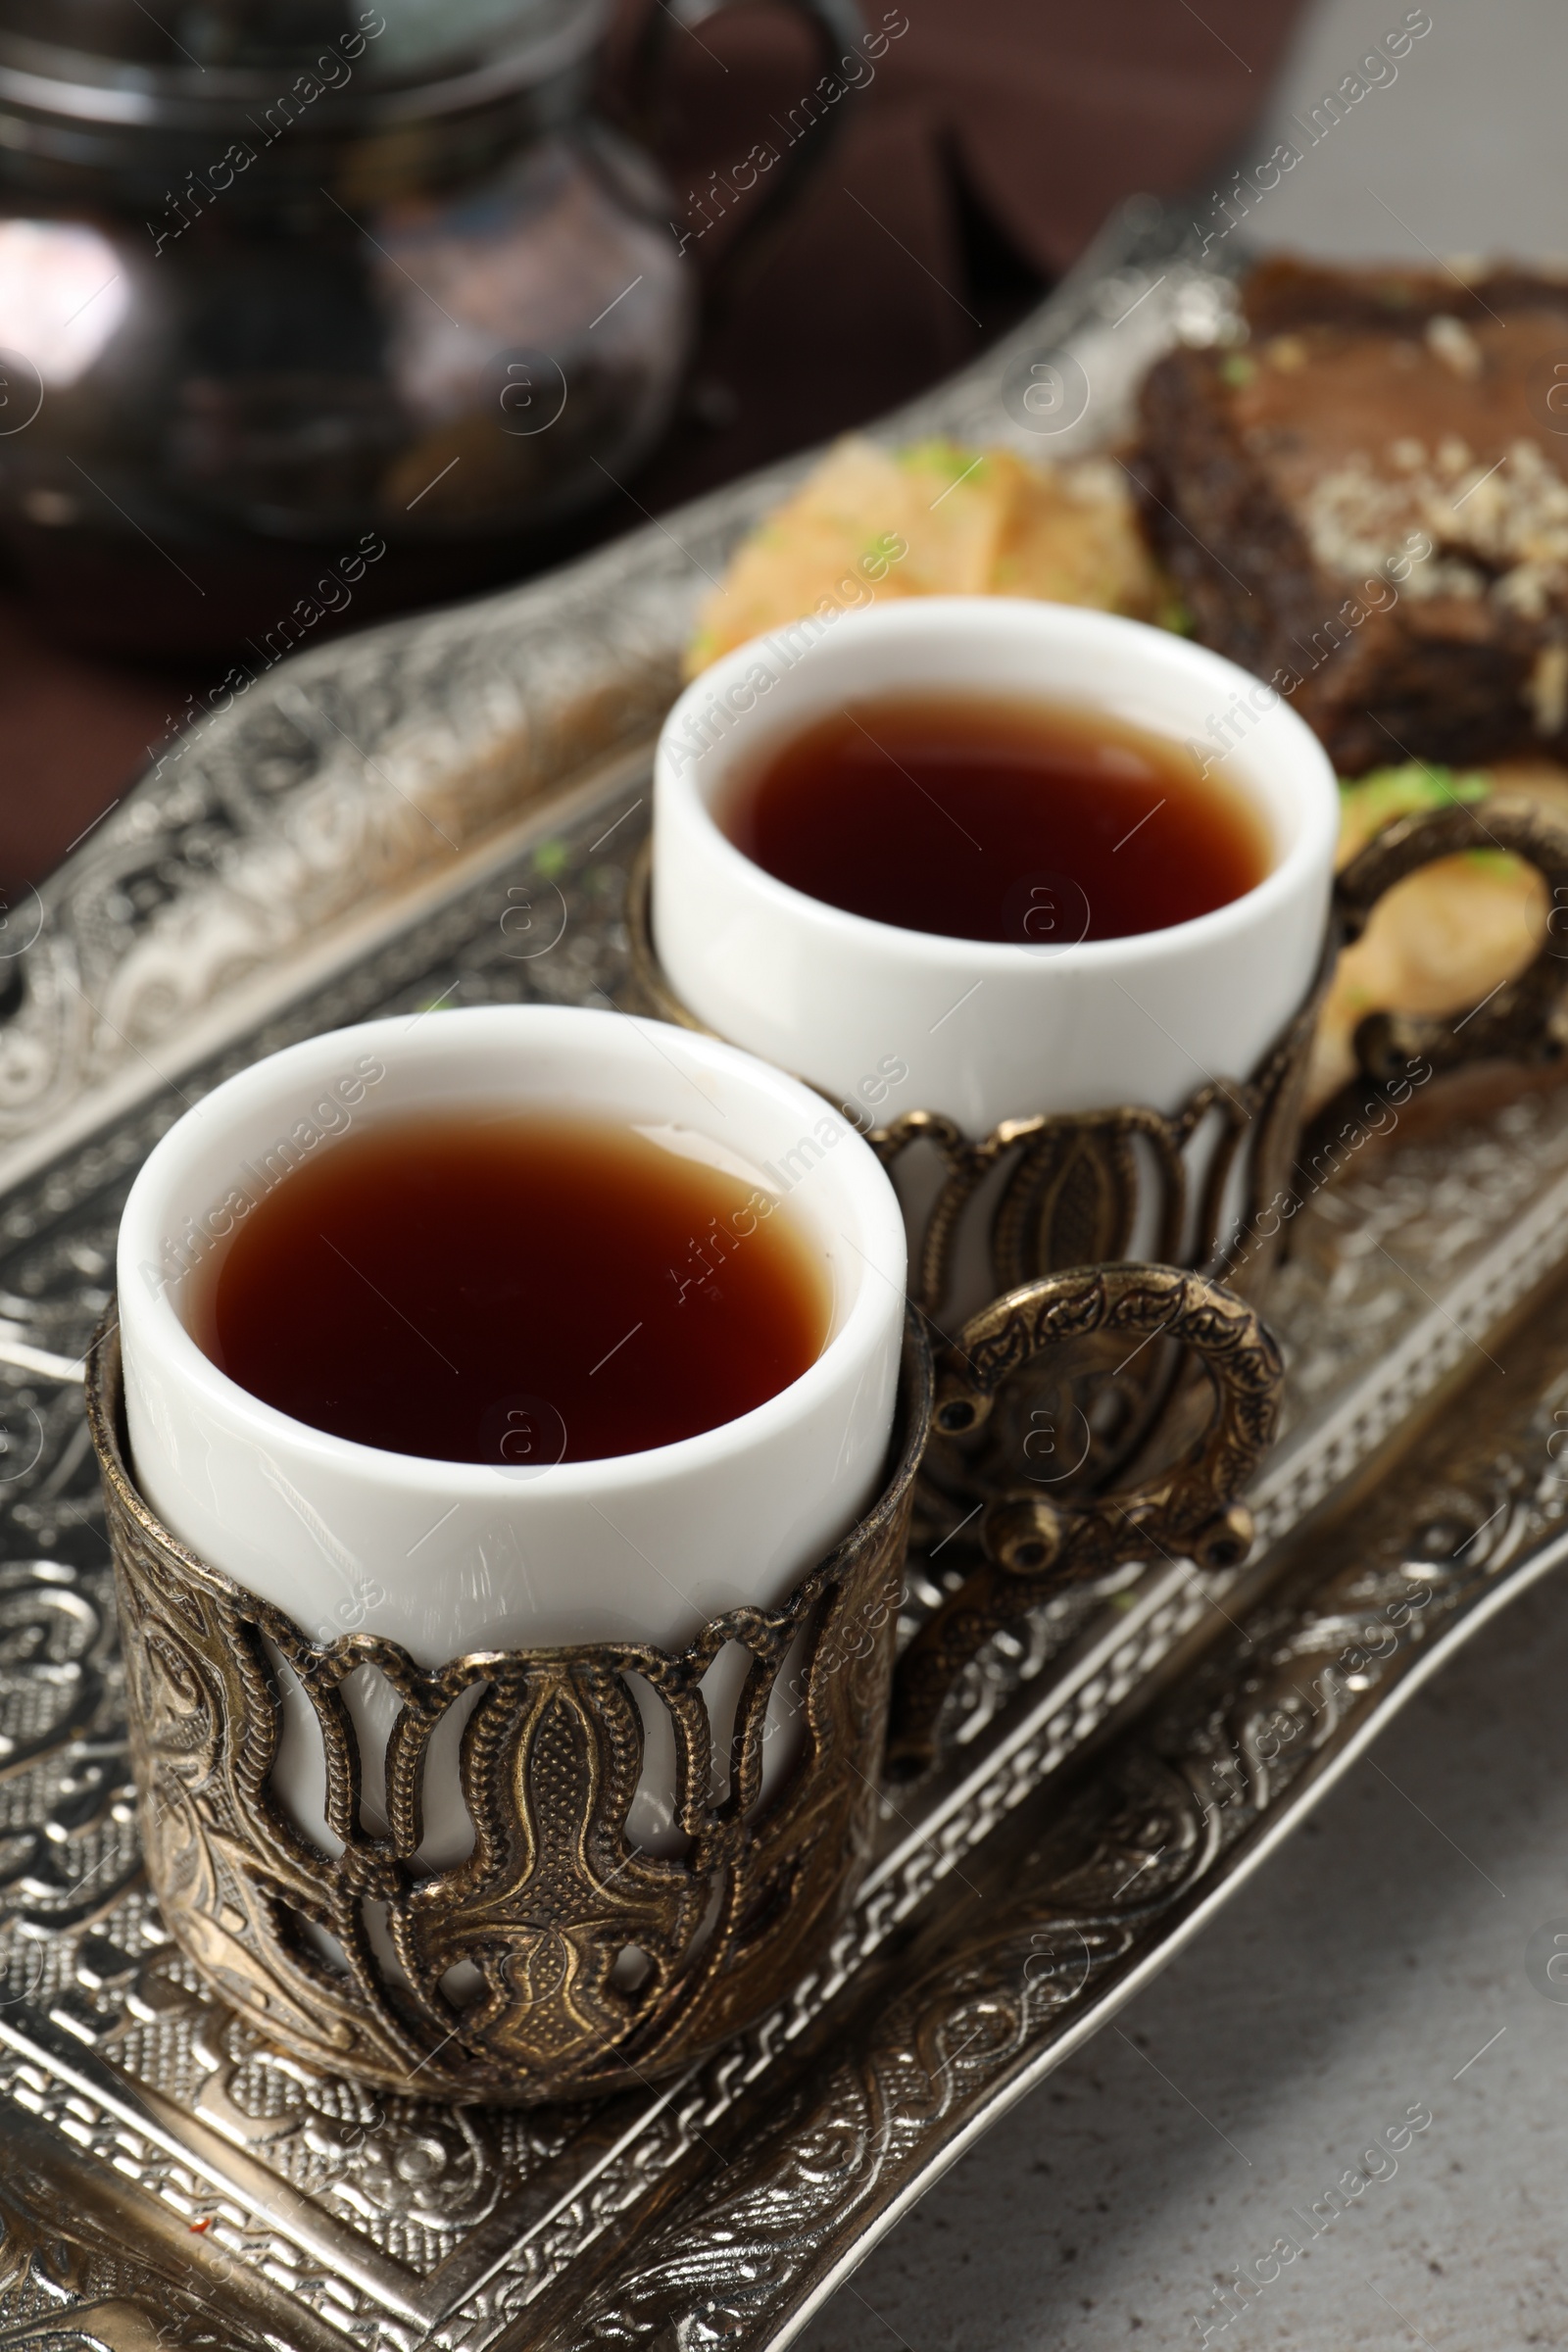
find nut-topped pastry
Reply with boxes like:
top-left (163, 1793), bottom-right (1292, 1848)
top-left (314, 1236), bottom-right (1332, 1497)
top-left (1138, 258), bottom-right (1568, 773)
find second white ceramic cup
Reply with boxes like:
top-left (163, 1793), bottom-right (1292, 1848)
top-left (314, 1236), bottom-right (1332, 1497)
top-left (116, 1005), bottom-right (906, 1877)
top-left (653, 598), bottom-right (1340, 1140)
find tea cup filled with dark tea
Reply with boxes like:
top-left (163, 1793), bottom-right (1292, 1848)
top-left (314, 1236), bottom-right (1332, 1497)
top-left (654, 597), bottom-right (1338, 1141)
top-left (719, 689), bottom-right (1271, 948)
top-left (115, 1005), bottom-right (907, 1861)
top-left (199, 1107), bottom-right (831, 1468)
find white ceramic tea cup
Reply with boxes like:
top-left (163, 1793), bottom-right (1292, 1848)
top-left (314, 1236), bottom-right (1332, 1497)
top-left (116, 1004), bottom-right (906, 1881)
top-left (656, 597), bottom-right (1335, 1173)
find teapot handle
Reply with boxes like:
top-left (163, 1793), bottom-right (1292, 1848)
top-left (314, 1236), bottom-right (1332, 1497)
top-left (619, 0), bottom-right (871, 309)
top-left (886, 1264), bottom-right (1284, 1780)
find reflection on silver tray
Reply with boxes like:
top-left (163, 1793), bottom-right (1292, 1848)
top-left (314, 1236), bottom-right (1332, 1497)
top-left (4, 198), bottom-right (1568, 2352)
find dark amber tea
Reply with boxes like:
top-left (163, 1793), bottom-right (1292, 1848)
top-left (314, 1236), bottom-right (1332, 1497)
top-left (199, 1112), bottom-right (829, 1464)
top-left (720, 691), bottom-right (1270, 944)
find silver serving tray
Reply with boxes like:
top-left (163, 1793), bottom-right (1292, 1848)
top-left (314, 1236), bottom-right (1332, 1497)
top-left (4, 199), bottom-right (1568, 2352)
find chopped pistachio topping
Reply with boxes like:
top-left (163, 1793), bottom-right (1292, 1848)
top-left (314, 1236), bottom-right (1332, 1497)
top-left (897, 438), bottom-right (987, 483)
top-left (1464, 847), bottom-right (1520, 875)
top-left (1338, 761), bottom-right (1490, 827)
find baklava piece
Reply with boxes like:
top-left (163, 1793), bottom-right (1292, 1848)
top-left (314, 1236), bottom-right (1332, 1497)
top-left (1138, 259), bottom-right (1568, 773)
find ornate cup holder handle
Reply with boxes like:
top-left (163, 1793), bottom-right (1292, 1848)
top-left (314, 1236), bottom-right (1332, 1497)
top-left (886, 1262), bottom-right (1284, 1778)
top-left (1336, 801), bottom-right (1568, 1084)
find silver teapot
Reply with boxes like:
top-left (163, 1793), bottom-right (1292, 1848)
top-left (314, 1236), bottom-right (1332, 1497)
top-left (0, 0), bottom-right (856, 649)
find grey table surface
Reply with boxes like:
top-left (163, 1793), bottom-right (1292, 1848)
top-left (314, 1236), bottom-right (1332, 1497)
top-left (805, 1570), bottom-right (1567, 2351)
top-left (802, 1), bottom-right (1568, 2344)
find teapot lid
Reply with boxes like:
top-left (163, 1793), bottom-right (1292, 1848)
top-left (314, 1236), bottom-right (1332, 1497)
top-left (0, 0), bottom-right (608, 132)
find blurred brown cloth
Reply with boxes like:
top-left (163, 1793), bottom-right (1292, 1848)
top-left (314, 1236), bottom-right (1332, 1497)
top-left (3, 0), bottom-right (1310, 898)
